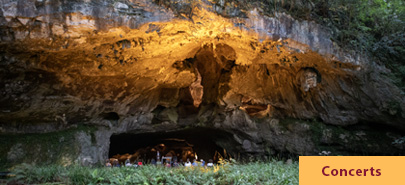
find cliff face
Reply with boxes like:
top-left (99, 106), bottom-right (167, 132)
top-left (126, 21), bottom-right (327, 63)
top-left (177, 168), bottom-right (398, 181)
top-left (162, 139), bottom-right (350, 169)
top-left (0, 0), bottom-right (404, 167)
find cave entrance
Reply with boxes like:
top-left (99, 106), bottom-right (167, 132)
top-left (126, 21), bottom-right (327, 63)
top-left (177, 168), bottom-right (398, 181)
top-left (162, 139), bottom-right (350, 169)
top-left (109, 128), bottom-right (238, 163)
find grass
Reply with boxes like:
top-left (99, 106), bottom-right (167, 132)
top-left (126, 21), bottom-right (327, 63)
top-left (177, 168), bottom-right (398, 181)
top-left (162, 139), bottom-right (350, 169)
top-left (7, 160), bottom-right (298, 185)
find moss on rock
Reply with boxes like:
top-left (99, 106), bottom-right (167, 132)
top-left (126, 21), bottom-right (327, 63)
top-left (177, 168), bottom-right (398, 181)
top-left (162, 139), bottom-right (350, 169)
top-left (0, 125), bottom-right (97, 170)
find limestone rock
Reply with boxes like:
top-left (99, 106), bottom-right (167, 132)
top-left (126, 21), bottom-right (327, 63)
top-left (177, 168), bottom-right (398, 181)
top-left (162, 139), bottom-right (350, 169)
top-left (0, 0), bottom-right (404, 167)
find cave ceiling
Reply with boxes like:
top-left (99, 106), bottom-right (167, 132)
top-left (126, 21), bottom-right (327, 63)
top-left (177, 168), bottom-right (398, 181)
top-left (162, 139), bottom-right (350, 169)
top-left (0, 0), bottom-right (404, 133)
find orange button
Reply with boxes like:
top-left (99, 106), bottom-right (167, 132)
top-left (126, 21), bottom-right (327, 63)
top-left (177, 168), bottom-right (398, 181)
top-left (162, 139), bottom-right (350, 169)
top-left (300, 156), bottom-right (405, 185)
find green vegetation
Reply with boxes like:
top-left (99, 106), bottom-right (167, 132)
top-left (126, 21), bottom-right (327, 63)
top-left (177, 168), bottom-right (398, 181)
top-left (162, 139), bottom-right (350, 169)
top-left (8, 161), bottom-right (298, 184)
top-left (214, 0), bottom-right (405, 90)
top-left (278, 0), bottom-right (404, 90)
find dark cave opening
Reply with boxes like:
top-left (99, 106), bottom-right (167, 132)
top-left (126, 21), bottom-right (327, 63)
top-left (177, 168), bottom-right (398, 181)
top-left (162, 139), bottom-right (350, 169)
top-left (109, 128), bottom-right (239, 163)
top-left (101, 112), bottom-right (120, 121)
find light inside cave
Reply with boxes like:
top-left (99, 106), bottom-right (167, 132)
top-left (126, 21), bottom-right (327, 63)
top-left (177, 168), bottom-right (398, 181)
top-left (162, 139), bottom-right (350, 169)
top-left (108, 128), bottom-right (239, 163)
top-left (4, 0), bottom-right (401, 169)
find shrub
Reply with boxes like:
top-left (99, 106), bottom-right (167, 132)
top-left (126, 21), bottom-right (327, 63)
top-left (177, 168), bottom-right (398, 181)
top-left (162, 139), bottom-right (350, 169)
top-left (9, 160), bottom-right (299, 184)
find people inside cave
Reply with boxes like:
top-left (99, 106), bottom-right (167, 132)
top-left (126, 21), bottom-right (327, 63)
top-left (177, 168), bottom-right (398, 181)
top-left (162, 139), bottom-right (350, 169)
top-left (112, 159), bottom-right (120, 167)
top-left (125, 158), bottom-right (131, 167)
top-left (107, 135), bottom-right (223, 169)
top-left (172, 159), bottom-right (179, 167)
top-left (151, 158), bottom-right (156, 165)
top-left (200, 159), bottom-right (205, 167)
top-left (207, 159), bottom-right (214, 167)
top-left (156, 159), bottom-right (162, 166)
top-left (179, 159), bottom-right (184, 166)
top-left (161, 156), bottom-right (172, 167)
top-left (165, 160), bottom-right (171, 168)
top-left (137, 159), bottom-right (143, 166)
top-left (185, 158), bottom-right (192, 167)
top-left (173, 156), bottom-right (178, 164)
top-left (105, 159), bottom-right (112, 167)
top-left (192, 159), bottom-right (198, 166)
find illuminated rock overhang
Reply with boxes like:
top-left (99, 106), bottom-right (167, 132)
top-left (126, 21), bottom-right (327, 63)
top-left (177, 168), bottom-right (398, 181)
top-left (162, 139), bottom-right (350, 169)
top-left (0, 0), bottom-right (404, 132)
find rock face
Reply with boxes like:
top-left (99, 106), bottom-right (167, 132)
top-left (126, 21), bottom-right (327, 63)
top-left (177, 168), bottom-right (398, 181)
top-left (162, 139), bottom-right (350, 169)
top-left (0, 0), bottom-right (404, 167)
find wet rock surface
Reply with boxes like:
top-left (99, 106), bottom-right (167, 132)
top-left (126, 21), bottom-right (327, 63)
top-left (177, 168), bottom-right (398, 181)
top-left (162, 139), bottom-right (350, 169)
top-left (0, 0), bottom-right (404, 167)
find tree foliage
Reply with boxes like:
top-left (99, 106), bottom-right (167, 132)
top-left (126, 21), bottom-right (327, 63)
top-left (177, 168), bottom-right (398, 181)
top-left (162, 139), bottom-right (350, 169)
top-left (275, 0), bottom-right (405, 90)
top-left (315, 0), bottom-right (405, 90)
top-left (215, 0), bottom-right (405, 90)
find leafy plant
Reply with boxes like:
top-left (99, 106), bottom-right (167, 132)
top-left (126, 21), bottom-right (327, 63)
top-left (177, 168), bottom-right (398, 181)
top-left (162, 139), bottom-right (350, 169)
top-left (9, 160), bottom-right (299, 184)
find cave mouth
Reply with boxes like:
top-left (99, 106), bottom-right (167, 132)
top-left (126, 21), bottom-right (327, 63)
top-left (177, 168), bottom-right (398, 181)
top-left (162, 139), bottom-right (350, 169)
top-left (109, 127), bottom-right (238, 163)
